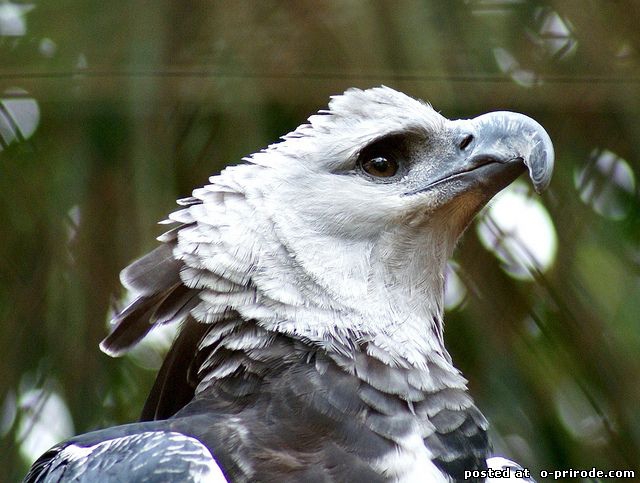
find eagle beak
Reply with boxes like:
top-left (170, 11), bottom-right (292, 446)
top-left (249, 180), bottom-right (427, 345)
top-left (405, 112), bottom-right (554, 198)
top-left (469, 111), bottom-right (554, 193)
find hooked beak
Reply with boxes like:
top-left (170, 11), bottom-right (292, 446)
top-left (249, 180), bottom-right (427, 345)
top-left (406, 111), bottom-right (554, 197)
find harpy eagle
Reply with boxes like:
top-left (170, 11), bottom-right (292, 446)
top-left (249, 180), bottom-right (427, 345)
top-left (25, 87), bottom-right (552, 482)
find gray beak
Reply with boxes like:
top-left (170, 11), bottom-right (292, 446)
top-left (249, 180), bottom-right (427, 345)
top-left (403, 110), bottom-right (554, 199)
top-left (468, 111), bottom-right (554, 193)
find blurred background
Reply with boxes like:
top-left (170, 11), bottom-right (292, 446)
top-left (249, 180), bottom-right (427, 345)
top-left (2, 1), bottom-right (639, 480)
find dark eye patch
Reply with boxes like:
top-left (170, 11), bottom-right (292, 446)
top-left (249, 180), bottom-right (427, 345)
top-left (356, 134), bottom-right (408, 181)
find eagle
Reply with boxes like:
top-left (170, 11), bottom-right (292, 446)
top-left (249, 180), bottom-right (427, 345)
top-left (25, 87), bottom-right (552, 482)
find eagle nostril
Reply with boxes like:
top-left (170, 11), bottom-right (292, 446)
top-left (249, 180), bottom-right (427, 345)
top-left (459, 134), bottom-right (474, 151)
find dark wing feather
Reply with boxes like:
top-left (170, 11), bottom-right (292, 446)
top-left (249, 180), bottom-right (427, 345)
top-left (100, 238), bottom-right (199, 357)
top-left (140, 316), bottom-right (211, 421)
top-left (120, 244), bottom-right (181, 294)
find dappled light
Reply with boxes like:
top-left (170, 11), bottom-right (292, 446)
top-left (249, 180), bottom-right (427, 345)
top-left (16, 386), bottom-right (74, 466)
top-left (574, 148), bottom-right (636, 220)
top-left (38, 38), bottom-right (56, 59)
top-left (0, 88), bottom-right (39, 150)
top-left (553, 378), bottom-right (610, 447)
top-left (476, 182), bottom-right (557, 280)
top-left (493, 47), bottom-right (540, 88)
top-left (0, 3), bottom-right (34, 37)
top-left (530, 8), bottom-right (577, 61)
top-left (444, 261), bottom-right (467, 311)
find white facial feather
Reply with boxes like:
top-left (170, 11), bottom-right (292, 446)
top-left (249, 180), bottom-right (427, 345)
top-left (175, 87), bottom-right (480, 369)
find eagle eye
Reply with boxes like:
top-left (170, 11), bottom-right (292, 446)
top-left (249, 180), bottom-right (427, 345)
top-left (361, 156), bottom-right (398, 177)
top-left (357, 134), bottom-right (406, 179)
top-left (459, 134), bottom-right (474, 150)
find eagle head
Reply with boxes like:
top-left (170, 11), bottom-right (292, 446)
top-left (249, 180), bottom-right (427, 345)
top-left (230, 87), bottom-right (554, 363)
top-left (105, 86), bottom-right (554, 367)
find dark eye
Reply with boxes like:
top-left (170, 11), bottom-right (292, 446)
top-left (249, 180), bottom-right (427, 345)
top-left (356, 134), bottom-right (406, 179)
top-left (459, 134), bottom-right (474, 150)
top-left (361, 156), bottom-right (399, 178)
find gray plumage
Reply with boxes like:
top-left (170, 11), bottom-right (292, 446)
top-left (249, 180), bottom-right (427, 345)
top-left (28, 430), bottom-right (226, 482)
top-left (26, 87), bottom-right (553, 482)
